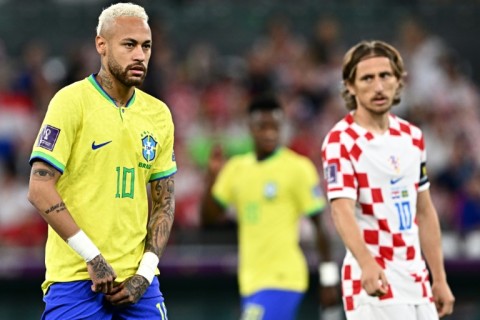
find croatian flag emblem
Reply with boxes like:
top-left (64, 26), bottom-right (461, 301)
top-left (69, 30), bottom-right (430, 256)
top-left (37, 125), bottom-right (60, 151)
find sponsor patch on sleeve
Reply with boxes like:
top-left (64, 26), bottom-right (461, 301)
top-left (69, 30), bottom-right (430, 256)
top-left (325, 163), bottom-right (338, 184)
top-left (419, 161), bottom-right (429, 186)
top-left (37, 125), bottom-right (60, 151)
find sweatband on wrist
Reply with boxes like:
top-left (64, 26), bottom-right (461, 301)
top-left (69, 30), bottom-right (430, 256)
top-left (66, 230), bottom-right (101, 262)
top-left (319, 261), bottom-right (340, 286)
top-left (136, 252), bottom-right (159, 284)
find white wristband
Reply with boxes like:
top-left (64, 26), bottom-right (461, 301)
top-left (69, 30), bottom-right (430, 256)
top-left (136, 252), bottom-right (159, 284)
top-left (319, 261), bottom-right (340, 286)
top-left (67, 230), bottom-right (101, 262)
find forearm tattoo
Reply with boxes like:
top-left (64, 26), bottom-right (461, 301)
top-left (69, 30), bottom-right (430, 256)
top-left (45, 201), bottom-right (66, 214)
top-left (145, 177), bottom-right (175, 257)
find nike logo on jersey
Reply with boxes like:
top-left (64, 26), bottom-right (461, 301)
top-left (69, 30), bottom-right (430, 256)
top-left (390, 177), bottom-right (403, 185)
top-left (92, 140), bottom-right (112, 150)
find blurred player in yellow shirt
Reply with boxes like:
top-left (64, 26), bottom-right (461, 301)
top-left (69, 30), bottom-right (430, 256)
top-left (202, 95), bottom-right (339, 320)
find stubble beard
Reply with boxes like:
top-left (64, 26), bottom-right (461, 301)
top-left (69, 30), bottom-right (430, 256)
top-left (107, 56), bottom-right (147, 87)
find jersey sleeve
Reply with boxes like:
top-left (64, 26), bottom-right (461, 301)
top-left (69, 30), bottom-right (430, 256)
top-left (417, 130), bottom-right (430, 192)
top-left (294, 158), bottom-right (326, 217)
top-left (211, 158), bottom-right (237, 208)
top-left (150, 107), bottom-right (177, 181)
top-left (29, 88), bottom-right (81, 173)
top-left (321, 130), bottom-right (358, 201)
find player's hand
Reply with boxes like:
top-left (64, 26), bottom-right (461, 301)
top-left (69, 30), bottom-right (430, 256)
top-left (87, 254), bottom-right (117, 294)
top-left (104, 275), bottom-right (150, 306)
top-left (432, 280), bottom-right (455, 317)
top-left (360, 260), bottom-right (389, 297)
top-left (319, 285), bottom-right (340, 308)
top-left (207, 144), bottom-right (225, 177)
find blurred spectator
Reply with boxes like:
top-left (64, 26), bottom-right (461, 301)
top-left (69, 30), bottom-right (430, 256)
top-left (457, 170), bottom-right (480, 234)
top-left (141, 17), bottom-right (178, 100)
top-left (251, 14), bottom-right (307, 93)
top-left (12, 40), bottom-right (56, 115)
top-left (432, 49), bottom-right (480, 163)
top-left (0, 156), bottom-right (46, 246)
top-left (395, 16), bottom-right (447, 119)
top-left (308, 15), bottom-right (345, 68)
top-left (243, 46), bottom-right (275, 98)
top-left (432, 133), bottom-right (476, 230)
top-left (62, 41), bottom-right (99, 86)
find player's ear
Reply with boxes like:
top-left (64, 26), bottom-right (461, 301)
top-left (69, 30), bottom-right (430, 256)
top-left (345, 81), bottom-right (356, 96)
top-left (96, 35), bottom-right (107, 56)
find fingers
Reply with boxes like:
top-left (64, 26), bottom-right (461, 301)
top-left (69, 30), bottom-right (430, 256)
top-left (104, 290), bottom-right (125, 304)
top-left (378, 272), bottom-right (389, 295)
top-left (91, 274), bottom-right (116, 293)
top-left (87, 255), bottom-right (117, 294)
top-left (109, 283), bottom-right (124, 295)
top-left (436, 299), bottom-right (454, 317)
top-left (108, 295), bottom-right (132, 306)
top-left (104, 286), bottom-right (134, 306)
top-left (432, 283), bottom-right (455, 317)
top-left (364, 273), bottom-right (389, 297)
top-left (91, 281), bottom-right (110, 293)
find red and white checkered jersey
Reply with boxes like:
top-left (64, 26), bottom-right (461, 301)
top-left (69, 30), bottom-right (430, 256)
top-left (321, 112), bottom-right (434, 311)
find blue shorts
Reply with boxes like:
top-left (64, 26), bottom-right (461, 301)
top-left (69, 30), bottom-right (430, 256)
top-left (42, 277), bottom-right (168, 320)
top-left (241, 289), bottom-right (304, 320)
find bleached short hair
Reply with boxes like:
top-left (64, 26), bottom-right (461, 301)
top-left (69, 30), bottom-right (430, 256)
top-left (96, 2), bottom-right (149, 36)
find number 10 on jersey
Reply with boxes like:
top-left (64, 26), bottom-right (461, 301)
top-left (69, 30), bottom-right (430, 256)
top-left (116, 166), bottom-right (135, 199)
top-left (394, 201), bottom-right (412, 231)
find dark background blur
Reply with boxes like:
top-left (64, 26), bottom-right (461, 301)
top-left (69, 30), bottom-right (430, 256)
top-left (1, 0), bottom-right (480, 319)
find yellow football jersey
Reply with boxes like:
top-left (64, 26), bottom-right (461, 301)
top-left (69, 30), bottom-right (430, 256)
top-left (30, 75), bottom-right (177, 293)
top-left (212, 147), bottom-right (326, 296)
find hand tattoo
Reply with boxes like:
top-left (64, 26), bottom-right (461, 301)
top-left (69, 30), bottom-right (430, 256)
top-left (125, 275), bottom-right (149, 303)
top-left (88, 255), bottom-right (112, 278)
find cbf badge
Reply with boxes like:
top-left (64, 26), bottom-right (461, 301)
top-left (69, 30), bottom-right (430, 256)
top-left (264, 182), bottom-right (277, 199)
top-left (141, 132), bottom-right (157, 162)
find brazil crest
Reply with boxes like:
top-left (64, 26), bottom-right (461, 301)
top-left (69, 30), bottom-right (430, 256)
top-left (142, 134), bottom-right (157, 162)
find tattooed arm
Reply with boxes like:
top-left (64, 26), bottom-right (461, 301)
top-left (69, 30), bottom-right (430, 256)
top-left (28, 160), bottom-right (117, 293)
top-left (28, 161), bottom-right (79, 239)
top-left (145, 176), bottom-right (175, 257)
top-left (106, 176), bottom-right (175, 306)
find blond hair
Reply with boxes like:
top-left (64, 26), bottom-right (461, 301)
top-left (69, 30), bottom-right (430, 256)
top-left (341, 40), bottom-right (406, 110)
top-left (96, 2), bottom-right (148, 36)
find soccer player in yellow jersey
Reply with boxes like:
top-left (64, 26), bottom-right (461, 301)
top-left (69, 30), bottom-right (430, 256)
top-left (27, 3), bottom-right (176, 319)
top-left (202, 95), bottom-right (339, 320)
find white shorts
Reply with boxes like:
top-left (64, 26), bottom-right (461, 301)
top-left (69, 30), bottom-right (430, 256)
top-left (346, 303), bottom-right (438, 320)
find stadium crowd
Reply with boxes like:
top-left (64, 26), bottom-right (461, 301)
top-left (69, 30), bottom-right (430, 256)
top-left (1, 12), bottom-right (480, 261)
